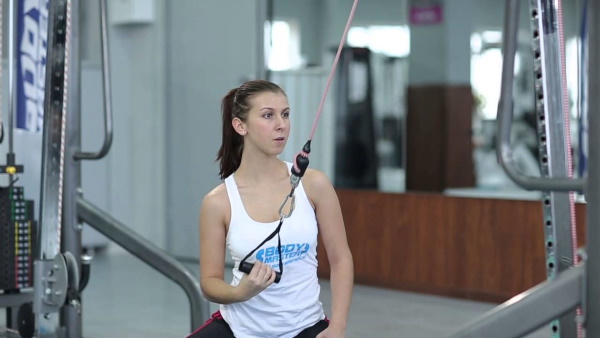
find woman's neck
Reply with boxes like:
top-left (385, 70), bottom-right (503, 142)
top-left (235, 152), bottom-right (288, 186)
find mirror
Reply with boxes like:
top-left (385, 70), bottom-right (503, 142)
top-left (269, 0), bottom-right (408, 192)
top-left (267, 0), bottom-right (585, 199)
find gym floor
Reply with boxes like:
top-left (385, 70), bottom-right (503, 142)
top-left (1, 250), bottom-right (550, 338)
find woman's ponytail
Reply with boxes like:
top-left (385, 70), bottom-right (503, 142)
top-left (217, 88), bottom-right (244, 179)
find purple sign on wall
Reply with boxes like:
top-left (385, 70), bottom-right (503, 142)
top-left (409, 0), bottom-right (443, 25)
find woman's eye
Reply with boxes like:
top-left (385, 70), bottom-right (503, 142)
top-left (283, 112), bottom-right (290, 118)
top-left (263, 113), bottom-right (273, 118)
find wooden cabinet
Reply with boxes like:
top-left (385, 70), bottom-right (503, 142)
top-left (317, 190), bottom-right (586, 303)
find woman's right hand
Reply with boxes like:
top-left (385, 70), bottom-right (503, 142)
top-left (236, 261), bottom-right (277, 301)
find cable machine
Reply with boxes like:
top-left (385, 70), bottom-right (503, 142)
top-left (0, 1), bottom-right (210, 337)
top-left (451, 0), bottom-right (597, 337)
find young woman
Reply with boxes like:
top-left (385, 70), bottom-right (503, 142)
top-left (188, 80), bottom-right (353, 338)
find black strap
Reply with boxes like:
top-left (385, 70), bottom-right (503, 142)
top-left (240, 218), bottom-right (284, 276)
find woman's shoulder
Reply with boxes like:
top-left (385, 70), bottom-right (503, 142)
top-left (301, 168), bottom-right (334, 202)
top-left (303, 168), bottom-right (332, 188)
top-left (201, 183), bottom-right (230, 213)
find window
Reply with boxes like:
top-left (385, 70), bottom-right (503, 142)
top-left (471, 47), bottom-right (503, 120)
top-left (266, 20), bottom-right (301, 71)
top-left (471, 31), bottom-right (506, 120)
top-left (347, 25), bottom-right (410, 58)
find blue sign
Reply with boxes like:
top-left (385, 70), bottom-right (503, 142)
top-left (16, 0), bottom-right (49, 133)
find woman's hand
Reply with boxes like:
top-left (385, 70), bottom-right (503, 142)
top-left (236, 261), bottom-right (277, 301)
top-left (316, 325), bottom-right (346, 338)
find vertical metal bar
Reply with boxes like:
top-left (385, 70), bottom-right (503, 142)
top-left (8, 0), bottom-right (14, 155)
top-left (73, 0), bottom-right (113, 161)
top-left (38, 0), bottom-right (69, 261)
top-left (256, 0), bottom-right (268, 80)
top-left (529, 0), bottom-right (577, 335)
top-left (265, 0), bottom-right (274, 80)
top-left (36, 0), bottom-right (71, 335)
top-left (496, 0), bottom-right (585, 192)
top-left (586, 0), bottom-right (600, 335)
top-left (60, 0), bottom-right (81, 335)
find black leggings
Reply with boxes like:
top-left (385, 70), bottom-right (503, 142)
top-left (187, 311), bottom-right (329, 338)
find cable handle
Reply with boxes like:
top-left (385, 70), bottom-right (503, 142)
top-left (238, 218), bottom-right (284, 284)
top-left (282, 140), bottom-right (310, 218)
top-left (290, 140), bottom-right (311, 188)
top-left (239, 262), bottom-right (282, 284)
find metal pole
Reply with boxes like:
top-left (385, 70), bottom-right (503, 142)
top-left (529, 0), bottom-right (578, 334)
top-left (76, 197), bottom-right (210, 332)
top-left (256, 0), bottom-right (268, 80)
top-left (265, 0), bottom-right (274, 80)
top-left (496, 0), bottom-right (586, 192)
top-left (36, 0), bottom-right (72, 335)
top-left (73, 0), bottom-right (113, 161)
top-left (8, 0), bottom-right (14, 155)
top-left (585, 0), bottom-right (600, 335)
top-left (449, 264), bottom-right (583, 338)
top-left (61, 0), bottom-right (82, 335)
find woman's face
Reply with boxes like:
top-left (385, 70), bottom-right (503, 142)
top-left (239, 91), bottom-right (290, 156)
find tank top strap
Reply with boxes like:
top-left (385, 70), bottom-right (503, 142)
top-left (223, 174), bottom-right (245, 223)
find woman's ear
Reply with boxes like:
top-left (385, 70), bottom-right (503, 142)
top-left (232, 117), bottom-right (247, 136)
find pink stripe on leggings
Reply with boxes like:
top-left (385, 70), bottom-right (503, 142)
top-left (186, 311), bottom-right (223, 338)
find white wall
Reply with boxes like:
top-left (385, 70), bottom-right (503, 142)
top-left (164, 0), bottom-right (264, 259)
top-left (272, 0), bottom-right (322, 65)
top-left (107, 2), bottom-right (168, 251)
top-left (78, 0), bottom-right (168, 250)
top-left (2, 0), bottom-right (263, 260)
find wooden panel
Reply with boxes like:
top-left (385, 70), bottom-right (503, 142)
top-left (444, 86), bottom-right (476, 188)
top-left (406, 85), bottom-right (475, 192)
top-left (406, 86), bottom-right (445, 191)
top-left (317, 190), bottom-right (587, 303)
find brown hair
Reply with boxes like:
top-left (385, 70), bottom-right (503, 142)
top-left (217, 80), bottom-right (286, 179)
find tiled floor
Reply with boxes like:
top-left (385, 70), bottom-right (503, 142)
top-left (1, 250), bottom-right (553, 337)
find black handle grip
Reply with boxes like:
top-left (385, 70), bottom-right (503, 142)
top-left (239, 262), bottom-right (281, 283)
top-left (291, 140), bottom-right (312, 179)
top-left (292, 155), bottom-right (310, 178)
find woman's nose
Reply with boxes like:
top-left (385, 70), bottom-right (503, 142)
top-left (275, 116), bottom-right (286, 130)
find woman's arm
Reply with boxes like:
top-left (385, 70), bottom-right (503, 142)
top-left (305, 170), bottom-right (354, 332)
top-left (199, 185), bottom-right (277, 304)
top-left (199, 187), bottom-right (245, 304)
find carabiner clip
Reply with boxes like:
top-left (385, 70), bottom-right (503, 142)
top-left (279, 192), bottom-right (296, 218)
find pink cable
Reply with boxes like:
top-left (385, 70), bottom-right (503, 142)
top-left (0, 0), bottom-right (2, 131)
top-left (307, 0), bottom-right (359, 141)
top-left (557, 0), bottom-right (579, 267)
top-left (556, 1), bottom-right (583, 337)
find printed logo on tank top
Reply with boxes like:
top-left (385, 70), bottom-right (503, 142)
top-left (256, 243), bottom-right (310, 268)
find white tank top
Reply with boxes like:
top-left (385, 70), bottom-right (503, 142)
top-left (220, 162), bottom-right (325, 338)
